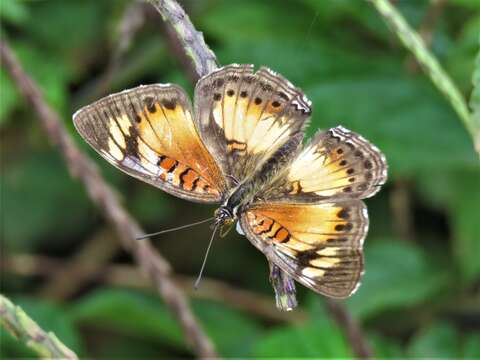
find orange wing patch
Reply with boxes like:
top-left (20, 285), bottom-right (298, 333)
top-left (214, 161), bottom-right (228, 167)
top-left (240, 201), bottom-right (367, 298)
top-left (73, 84), bottom-right (225, 203)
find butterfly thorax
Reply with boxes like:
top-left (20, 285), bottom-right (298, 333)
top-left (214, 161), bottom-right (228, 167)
top-left (214, 133), bottom-right (303, 231)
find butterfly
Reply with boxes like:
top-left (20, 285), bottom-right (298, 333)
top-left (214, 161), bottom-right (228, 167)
top-left (73, 64), bottom-right (387, 299)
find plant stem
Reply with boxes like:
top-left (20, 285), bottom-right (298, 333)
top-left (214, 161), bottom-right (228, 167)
top-left (147, 0), bottom-right (218, 79)
top-left (0, 295), bottom-right (78, 360)
top-left (367, 0), bottom-right (480, 155)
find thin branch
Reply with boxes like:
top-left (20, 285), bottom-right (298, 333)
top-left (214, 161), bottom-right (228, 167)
top-left (367, 0), bottom-right (480, 155)
top-left (325, 299), bottom-right (373, 359)
top-left (2, 254), bottom-right (307, 324)
top-left (146, 0), bottom-right (217, 80)
top-left (37, 227), bottom-right (119, 300)
top-left (0, 40), bottom-right (217, 359)
top-left (0, 294), bottom-right (78, 359)
top-left (406, 0), bottom-right (447, 73)
top-left (96, 1), bottom-right (147, 97)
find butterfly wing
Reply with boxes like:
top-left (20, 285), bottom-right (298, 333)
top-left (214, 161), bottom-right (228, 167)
top-left (264, 126), bottom-right (388, 202)
top-left (73, 84), bottom-right (226, 203)
top-left (240, 201), bottom-right (367, 298)
top-left (239, 126), bottom-right (387, 298)
top-left (194, 64), bottom-right (311, 187)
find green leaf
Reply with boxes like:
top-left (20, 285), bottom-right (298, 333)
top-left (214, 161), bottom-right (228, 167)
top-left (200, 0), bottom-right (311, 43)
top-left (448, 169), bottom-right (480, 281)
top-left (69, 289), bottom-right (185, 349)
top-left (306, 75), bottom-right (477, 177)
top-left (0, 41), bottom-right (69, 124)
top-left (462, 333), bottom-right (480, 358)
top-left (369, 332), bottom-right (405, 358)
top-left (254, 301), bottom-right (352, 358)
top-left (2, 151), bottom-right (92, 251)
top-left (417, 168), bottom-right (480, 281)
top-left (193, 300), bottom-right (261, 357)
top-left (0, 69), bottom-right (20, 125)
top-left (70, 288), bottom-right (263, 357)
top-left (407, 322), bottom-right (460, 358)
top-left (346, 239), bottom-right (450, 319)
top-left (0, 0), bottom-right (30, 25)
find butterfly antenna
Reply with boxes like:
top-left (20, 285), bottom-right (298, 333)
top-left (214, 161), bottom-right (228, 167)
top-left (194, 225), bottom-right (218, 289)
top-left (136, 217), bottom-right (214, 240)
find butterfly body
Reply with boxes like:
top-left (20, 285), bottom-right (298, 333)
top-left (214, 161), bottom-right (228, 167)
top-left (73, 64), bottom-right (387, 299)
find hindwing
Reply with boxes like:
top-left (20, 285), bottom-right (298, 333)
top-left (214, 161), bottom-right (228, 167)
top-left (263, 126), bottom-right (388, 202)
top-left (240, 201), bottom-right (367, 298)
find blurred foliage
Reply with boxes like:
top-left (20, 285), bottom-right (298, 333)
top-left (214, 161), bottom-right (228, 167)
top-left (1, 0), bottom-right (479, 358)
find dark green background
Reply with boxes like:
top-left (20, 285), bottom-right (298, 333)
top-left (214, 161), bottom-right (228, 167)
top-left (1, 0), bottom-right (479, 358)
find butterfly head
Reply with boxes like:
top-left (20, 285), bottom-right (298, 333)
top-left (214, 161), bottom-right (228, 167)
top-left (214, 206), bottom-right (235, 238)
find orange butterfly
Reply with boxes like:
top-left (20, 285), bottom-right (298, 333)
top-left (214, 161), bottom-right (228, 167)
top-left (73, 64), bottom-right (387, 299)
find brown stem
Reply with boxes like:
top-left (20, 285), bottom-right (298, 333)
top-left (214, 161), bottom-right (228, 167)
top-left (325, 299), bottom-right (373, 359)
top-left (37, 227), bottom-right (119, 300)
top-left (147, 0), bottom-right (218, 81)
top-left (2, 254), bottom-right (307, 324)
top-left (0, 40), bottom-right (217, 359)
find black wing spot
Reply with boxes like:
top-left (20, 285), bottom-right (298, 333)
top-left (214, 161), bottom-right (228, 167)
top-left (144, 97), bottom-right (156, 113)
top-left (162, 99), bottom-right (176, 110)
top-left (337, 208), bottom-right (350, 219)
top-left (254, 97), bottom-right (262, 105)
top-left (226, 89), bottom-right (235, 97)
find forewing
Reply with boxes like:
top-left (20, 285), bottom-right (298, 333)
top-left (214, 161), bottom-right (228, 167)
top-left (194, 64), bottom-right (311, 187)
top-left (264, 126), bottom-right (387, 202)
top-left (240, 201), bottom-right (367, 298)
top-left (73, 84), bottom-right (226, 203)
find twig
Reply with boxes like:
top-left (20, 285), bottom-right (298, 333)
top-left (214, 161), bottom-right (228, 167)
top-left (470, 37), bottom-right (480, 132)
top-left (325, 299), bottom-right (373, 359)
top-left (0, 294), bottom-right (78, 359)
top-left (0, 40), bottom-right (217, 359)
top-left (367, 0), bottom-right (480, 155)
top-left (37, 227), bottom-right (119, 300)
top-left (2, 254), bottom-right (307, 324)
top-left (406, 0), bottom-right (446, 72)
top-left (390, 179), bottom-right (414, 241)
top-left (97, 1), bottom-right (147, 97)
top-left (146, 0), bottom-right (218, 81)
